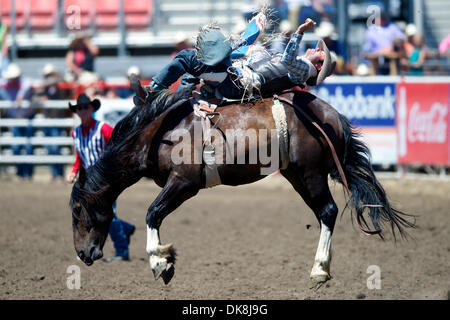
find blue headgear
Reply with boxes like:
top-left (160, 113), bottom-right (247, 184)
top-left (196, 28), bottom-right (232, 66)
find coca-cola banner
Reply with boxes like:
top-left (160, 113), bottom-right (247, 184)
top-left (397, 82), bottom-right (449, 165)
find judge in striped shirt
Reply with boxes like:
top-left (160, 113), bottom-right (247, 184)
top-left (67, 93), bottom-right (135, 263)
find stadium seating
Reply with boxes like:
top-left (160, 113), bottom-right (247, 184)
top-left (2, 0), bottom-right (153, 32)
top-left (0, 0), bottom-right (28, 30)
top-left (124, 0), bottom-right (153, 29)
top-left (64, 0), bottom-right (94, 30)
top-left (95, 0), bottom-right (119, 30)
top-left (29, 0), bottom-right (57, 31)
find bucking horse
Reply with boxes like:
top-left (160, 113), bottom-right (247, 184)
top-left (69, 78), bottom-right (415, 287)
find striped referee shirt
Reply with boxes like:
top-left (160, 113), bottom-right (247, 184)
top-left (71, 119), bottom-right (113, 173)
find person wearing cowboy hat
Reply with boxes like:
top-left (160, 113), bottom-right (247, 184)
top-left (314, 20), bottom-right (347, 74)
top-left (1, 63), bottom-right (35, 180)
top-left (36, 64), bottom-right (68, 181)
top-left (281, 18), bottom-right (336, 87)
top-left (67, 93), bottom-right (136, 263)
top-left (142, 14), bottom-right (335, 104)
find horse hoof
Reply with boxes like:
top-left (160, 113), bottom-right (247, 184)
top-left (309, 274), bottom-right (331, 290)
top-left (161, 263), bottom-right (175, 285)
top-left (150, 255), bottom-right (168, 280)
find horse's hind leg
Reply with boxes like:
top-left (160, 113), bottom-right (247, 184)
top-left (281, 167), bottom-right (338, 287)
top-left (146, 172), bottom-right (199, 284)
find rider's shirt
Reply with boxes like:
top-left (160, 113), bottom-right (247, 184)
top-left (281, 33), bottom-right (315, 85)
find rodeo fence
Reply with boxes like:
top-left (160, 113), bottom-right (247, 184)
top-left (0, 79), bottom-right (138, 165)
top-left (1, 76), bottom-right (450, 174)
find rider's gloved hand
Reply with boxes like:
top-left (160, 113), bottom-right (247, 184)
top-left (145, 80), bottom-right (164, 102)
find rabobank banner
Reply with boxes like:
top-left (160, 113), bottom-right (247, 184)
top-left (313, 79), bottom-right (398, 165)
top-left (314, 82), bottom-right (396, 127)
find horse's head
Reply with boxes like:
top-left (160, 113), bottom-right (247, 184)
top-left (70, 167), bottom-right (113, 266)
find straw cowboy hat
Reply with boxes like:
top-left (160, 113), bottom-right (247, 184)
top-left (127, 65), bottom-right (141, 79)
top-left (279, 20), bottom-right (293, 34)
top-left (405, 24), bottom-right (418, 37)
top-left (174, 31), bottom-right (190, 45)
top-left (306, 39), bottom-right (337, 86)
top-left (2, 63), bottom-right (22, 79)
top-left (77, 71), bottom-right (100, 86)
top-left (68, 93), bottom-right (101, 113)
top-left (42, 63), bottom-right (60, 77)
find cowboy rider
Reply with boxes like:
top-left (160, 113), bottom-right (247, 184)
top-left (145, 16), bottom-right (334, 102)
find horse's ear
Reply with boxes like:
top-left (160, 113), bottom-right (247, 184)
top-left (130, 74), bottom-right (146, 101)
top-left (77, 167), bottom-right (86, 188)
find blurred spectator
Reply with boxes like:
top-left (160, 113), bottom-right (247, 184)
top-left (407, 35), bottom-right (427, 76)
top-left (241, 0), bottom-right (265, 22)
top-left (35, 64), bottom-right (69, 181)
top-left (0, 63), bottom-right (35, 180)
top-left (118, 66), bottom-right (142, 99)
top-left (269, 1), bottom-right (289, 33)
top-left (65, 32), bottom-right (99, 82)
top-left (438, 34), bottom-right (450, 56)
top-left (172, 32), bottom-right (194, 59)
top-left (362, 11), bottom-right (404, 75)
top-left (355, 63), bottom-right (370, 76)
top-left (39, 64), bottom-right (66, 100)
top-left (285, 0), bottom-right (305, 27)
top-left (0, 18), bottom-right (9, 74)
top-left (404, 23), bottom-right (418, 57)
top-left (77, 71), bottom-right (102, 97)
top-left (270, 20), bottom-right (300, 54)
top-left (298, 0), bottom-right (335, 27)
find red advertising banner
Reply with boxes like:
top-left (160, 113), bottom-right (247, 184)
top-left (397, 82), bottom-right (450, 165)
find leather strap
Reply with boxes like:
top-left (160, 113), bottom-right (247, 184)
top-left (273, 94), bottom-right (382, 236)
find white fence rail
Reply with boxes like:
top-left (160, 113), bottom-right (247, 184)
top-left (0, 100), bottom-right (79, 165)
top-left (0, 98), bottom-right (133, 166)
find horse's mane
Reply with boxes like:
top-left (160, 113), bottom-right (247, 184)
top-left (102, 84), bottom-right (193, 157)
top-left (74, 85), bottom-right (194, 203)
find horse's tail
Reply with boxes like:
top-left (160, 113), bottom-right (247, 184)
top-left (331, 114), bottom-right (416, 239)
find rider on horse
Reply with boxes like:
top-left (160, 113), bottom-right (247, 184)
top-left (143, 13), bottom-right (336, 103)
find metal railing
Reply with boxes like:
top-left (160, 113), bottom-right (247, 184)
top-left (0, 99), bottom-right (77, 164)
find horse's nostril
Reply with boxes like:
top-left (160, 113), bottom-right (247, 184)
top-left (89, 246), bottom-right (96, 258)
top-left (84, 257), bottom-right (93, 266)
top-left (78, 250), bottom-right (85, 260)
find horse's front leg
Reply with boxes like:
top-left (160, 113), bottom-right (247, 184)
top-left (146, 172), bottom-right (199, 284)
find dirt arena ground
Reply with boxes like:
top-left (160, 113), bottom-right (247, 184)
top-left (0, 172), bottom-right (449, 300)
